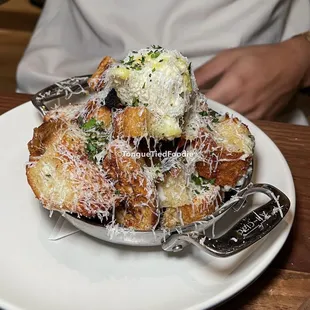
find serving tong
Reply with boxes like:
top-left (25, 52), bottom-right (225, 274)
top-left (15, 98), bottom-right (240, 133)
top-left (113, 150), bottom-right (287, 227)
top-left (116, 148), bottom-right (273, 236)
top-left (31, 75), bottom-right (291, 257)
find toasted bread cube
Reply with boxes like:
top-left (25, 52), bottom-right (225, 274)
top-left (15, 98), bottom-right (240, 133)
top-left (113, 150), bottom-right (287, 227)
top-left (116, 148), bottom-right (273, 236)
top-left (88, 56), bottom-right (115, 91)
top-left (113, 106), bottom-right (148, 138)
top-left (214, 115), bottom-right (254, 154)
top-left (26, 120), bottom-right (115, 218)
top-left (147, 114), bottom-right (182, 140)
top-left (116, 204), bottom-right (158, 231)
top-left (215, 152), bottom-right (252, 187)
top-left (194, 117), bottom-right (253, 188)
top-left (103, 141), bottom-right (159, 230)
top-left (84, 100), bottom-right (112, 129)
top-left (162, 197), bottom-right (217, 229)
top-left (159, 167), bottom-right (220, 229)
top-left (158, 169), bottom-right (191, 209)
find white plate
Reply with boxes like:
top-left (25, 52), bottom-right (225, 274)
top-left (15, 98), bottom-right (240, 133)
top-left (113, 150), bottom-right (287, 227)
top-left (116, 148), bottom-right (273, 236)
top-left (0, 100), bottom-right (295, 310)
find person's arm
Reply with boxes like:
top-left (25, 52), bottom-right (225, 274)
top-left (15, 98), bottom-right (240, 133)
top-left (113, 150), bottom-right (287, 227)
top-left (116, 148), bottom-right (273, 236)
top-left (292, 32), bottom-right (310, 89)
top-left (194, 32), bottom-right (310, 121)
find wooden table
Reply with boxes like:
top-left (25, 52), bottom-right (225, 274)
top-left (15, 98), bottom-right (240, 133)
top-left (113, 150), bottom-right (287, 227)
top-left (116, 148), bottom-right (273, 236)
top-left (1, 93), bottom-right (310, 310)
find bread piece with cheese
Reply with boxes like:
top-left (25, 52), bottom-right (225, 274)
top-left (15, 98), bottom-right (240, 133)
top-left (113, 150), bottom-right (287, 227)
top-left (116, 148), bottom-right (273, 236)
top-left (88, 56), bottom-right (115, 91)
top-left (102, 140), bottom-right (159, 230)
top-left (159, 168), bottom-right (221, 229)
top-left (82, 99), bottom-right (112, 129)
top-left (113, 105), bottom-right (183, 140)
top-left (116, 204), bottom-right (158, 231)
top-left (26, 120), bottom-right (116, 218)
top-left (162, 197), bottom-right (217, 229)
top-left (113, 106), bottom-right (148, 138)
top-left (42, 99), bottom-right (112, 130)
top-left (194, 115), bottom-right (254, 188)
top-left (158, 168), bottom-right (191, 209)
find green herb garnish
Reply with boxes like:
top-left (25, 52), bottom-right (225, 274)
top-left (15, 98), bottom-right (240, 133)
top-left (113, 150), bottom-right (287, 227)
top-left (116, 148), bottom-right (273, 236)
top-left (79, 118), bottom-right (109, 162)
top-left (151, 51), bottom-right (161, 59)
top-left (191, 174), bottom-right (216, 188)
top-left (208, 178), bottom-right (216, 185)
top-left (207, 124), bottom-right (213, 131)
top-left (82, 118), bottom-right (97, 130)
top-left (132, 97), bottom-right (139, 106)
top-left (199, 111), bottom-right (208, 117)
top-left (86, 139), bottom-right (98, 159)
top-left (151, 45), bottom-right (163, 49)
top-left (191, 174), bottom-right (203, 186)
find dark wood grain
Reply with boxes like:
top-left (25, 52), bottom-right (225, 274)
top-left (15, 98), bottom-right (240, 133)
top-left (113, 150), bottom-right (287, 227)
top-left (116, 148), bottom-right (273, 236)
top-left (217, 269), bottom-right (310, 310)
top-left (254, 120), bottom-right (310, 274)
top-left (0, 92), bottom-right (31, 114)
top-left (0, 93), bottom-right (310, 310)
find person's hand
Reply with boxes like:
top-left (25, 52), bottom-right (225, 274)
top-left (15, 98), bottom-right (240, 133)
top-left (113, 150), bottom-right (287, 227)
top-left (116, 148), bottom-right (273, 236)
top-left (195, 37), bottom-right (310, 120)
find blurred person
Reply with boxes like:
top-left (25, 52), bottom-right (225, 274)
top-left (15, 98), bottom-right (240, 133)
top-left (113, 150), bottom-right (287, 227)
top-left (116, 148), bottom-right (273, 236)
top-left (17, 0), bottom-right (310, 124)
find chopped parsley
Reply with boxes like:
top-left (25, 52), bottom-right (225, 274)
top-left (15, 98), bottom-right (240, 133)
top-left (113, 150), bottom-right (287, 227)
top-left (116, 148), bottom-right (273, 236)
top-left (86, 139), bottom-right (98, 158)
top-left (199, 110), bottom-right (219, 123)
top-left (151, 51), bottom-right (161, 59)
top-left (191, 174), bottom-right (216, 187)
top-left (207, 124), bottom-right (213, 132)
top-left (119, 46), bottom-right (163, 71)
top-left (79, 118), bottom-right (109, 162)
top-left (208, 178), bottom-right (216, 185)
top-left (132, 97), bottom-right (139, 106)
top-left (191, 174), bottom-right (203, 186)
top-left (151, 45), bottom-right (163, 49)
top-left (199, 111), bottom-right (208, 117)
top-left (81, 118), bottom-right (97, 130)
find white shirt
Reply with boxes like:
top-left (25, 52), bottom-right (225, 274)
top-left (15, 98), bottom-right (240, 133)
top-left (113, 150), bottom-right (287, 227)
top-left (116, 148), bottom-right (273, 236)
top-left (16, 0), bottom-right (310, 124)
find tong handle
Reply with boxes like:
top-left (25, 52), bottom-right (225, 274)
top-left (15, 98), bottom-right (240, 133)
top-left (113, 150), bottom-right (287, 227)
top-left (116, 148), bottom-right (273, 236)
top-left (31, 75), bottom-right (91, 116)
top-left (162, 184), bottom-right (290, 256)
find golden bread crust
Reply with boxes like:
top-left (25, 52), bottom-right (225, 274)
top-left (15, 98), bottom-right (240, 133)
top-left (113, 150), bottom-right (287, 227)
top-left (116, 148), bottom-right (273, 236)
top-left (113, 107), bottom-right (148, 138)
top-left (162, 198), bottom-right (217, 229)
top-left (84, 100), bottom-right (112, 128)
top-left (88, 56), bottom-right (115, 91)
top-left (26, 120), bottom-right (115, 218)
top-left (103, 143), bottom-right (158, 229)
